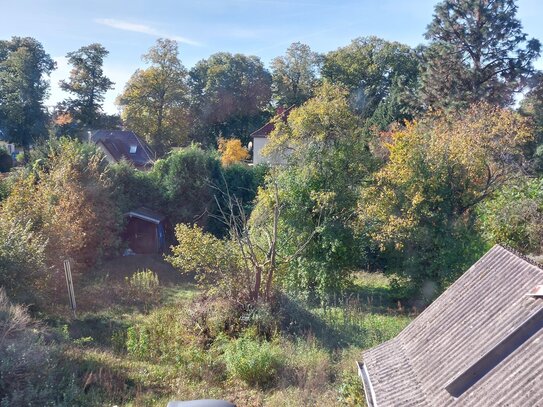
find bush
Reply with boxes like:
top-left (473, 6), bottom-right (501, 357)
top-left (221, 329), bottom-right (284, 388)
top-left (0, 148), bottom-right (12, 172)
top-left (124, 269), bottom-right (161, 307)
top-left (1, 138), bottom-right (121, 272)
top-left (0, 288), bottom-right (84, 406)
top-left (0, 216), bottom-right (47, 303)
top-left (478, 177), bottom-right (543, 254)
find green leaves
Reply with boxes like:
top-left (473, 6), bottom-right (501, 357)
top-left (59, 43), bottom-right (113, 128)
top-left (0, 37), bottom-right (55, 148)
top-left (421, 0), bottom-right (541, 108)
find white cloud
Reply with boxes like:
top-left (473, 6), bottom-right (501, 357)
top-left (95, 18), bottom-right (202, 46)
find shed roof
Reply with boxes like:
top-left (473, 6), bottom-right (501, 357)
top-left (126, 207), bottom-right (166, 224)
top-left (360, 245), bottom-right (543, 407)
top-left (91, 130), bottom-right (154, 167)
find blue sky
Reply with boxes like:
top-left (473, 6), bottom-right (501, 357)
top-left (1, 0), bottom-right (542, 114)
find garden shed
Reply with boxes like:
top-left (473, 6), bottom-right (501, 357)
top-left (359, 245), bottom-right (543, 406)
top-left (124, 207), bottom-right (167, 254)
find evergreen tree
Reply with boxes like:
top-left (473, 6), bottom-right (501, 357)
top-left (421, 0), bottom-right (541, 108)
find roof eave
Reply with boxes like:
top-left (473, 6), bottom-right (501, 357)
top-left (358, 361), bottom-right (378, 407)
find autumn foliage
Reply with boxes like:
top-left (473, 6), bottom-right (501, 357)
top-left (218, 137), bottom-right (250, 166)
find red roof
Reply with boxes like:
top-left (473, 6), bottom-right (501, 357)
top-left (250, 105), bottom-right (295, 138)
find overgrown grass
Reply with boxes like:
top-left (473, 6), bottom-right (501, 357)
top-left (5, 257), bottom-right (414, 407)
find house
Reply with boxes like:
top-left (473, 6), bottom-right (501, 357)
top-left (90, 130), bottom-right (154, 169)
top-left (250, 106), bottom-right (294, 165)
top-left (123, 207), bottom-right (167, 254)
top-left (359, 245), bottom-right (543, 406)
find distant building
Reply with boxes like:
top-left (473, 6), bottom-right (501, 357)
top-left (90, 130), bottom-right (155, 169)
top-left (123, 207), bottom-right (167, 254)
top-left (359, 245), bottom-right (543, 406)
top-left (250, 106), bottom-right (294, 165)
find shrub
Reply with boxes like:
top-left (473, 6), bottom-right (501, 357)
top-left (166, 224), bottom-right (250, 300)
top-left (0, 147), bottom-right (12, 172)
top-left (1, 138), bottom-right (121, 272)
top-left (124, 269), bottom-right (161, 307)
top-left (478, 177), bottom-right (543, 254)
top-left (221, 329), bottom-right (284, 388)
top-left (0, 216), bottom-right (47, 302)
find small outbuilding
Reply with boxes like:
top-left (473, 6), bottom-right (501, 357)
top-left (359, 244), bottom-right (543, 406)
top-left (123, 207), bottom-right (167, 254)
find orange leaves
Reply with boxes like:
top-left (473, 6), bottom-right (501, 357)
top-left (218, 137), bottom-right (249, 166)
top-left (54, 112), bottom-right (73, 126)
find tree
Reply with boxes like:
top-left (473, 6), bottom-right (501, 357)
top-left (478, 177), bottom-right (543, 254)
top-left (519, 72), bottom-right (543, 172)
top-left (270, 42), bottom-right (321, 107)
top-left (218, 137), bottom-right (249, 166)
top-left (358, 103), bottom-right (532, 298)
top-left (321, 36), bottom-right (420, 128)
top-left (257, 83), bottom-right (373, 298)
top-left (59, 43), bottom-right (114, 128)
top-left (117, 39), bottom-right (189, 155)
top-left (421, 0), bottom-right (541, 109)
top-left (189, 52), bottom-right (272, 146)
top-left (0, 37), bottom-right (55, 149)
top-left (1, 138), bottom-right (121, 271)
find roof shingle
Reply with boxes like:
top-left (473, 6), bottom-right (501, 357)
top-left (360, 245), bottom-right (543, 406)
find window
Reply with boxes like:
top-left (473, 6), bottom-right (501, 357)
top-left (129, 145), bottom-right (137, 154)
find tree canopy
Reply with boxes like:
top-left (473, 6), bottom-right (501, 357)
top-left (421, 0), bottom-right (541, 108)
top-left (270, 42), bottom-right (321, 107)
top-left (59, 43), bottom-right (114, 128)
top-left (321, 36), bottom-right (420, 127)
top-left (0, 37), bottom-right (55, 148)
top-left (117, 39), bottom-right (189, 155)
top-left (189, 52), bottom-right (272, 145)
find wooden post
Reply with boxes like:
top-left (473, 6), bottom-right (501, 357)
top-left (64, 259), bottom-right (76, 318)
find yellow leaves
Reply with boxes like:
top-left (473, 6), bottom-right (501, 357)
top-left (218, 137), bottom-right (249, 166)
top-left (357, 102), bottom-right (534, 253)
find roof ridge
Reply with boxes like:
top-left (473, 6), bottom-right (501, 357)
top-left (497, 244), bottom-right (543, 272)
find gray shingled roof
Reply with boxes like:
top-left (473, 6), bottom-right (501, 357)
top-left (91, 130), bottom-right (154, 167)
top-left (360, 245), bottom-right (543, 407)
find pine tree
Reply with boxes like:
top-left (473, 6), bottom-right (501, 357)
top-left (421, 0), bottom-right (540, 108)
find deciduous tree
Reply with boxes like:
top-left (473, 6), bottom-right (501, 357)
top-left (271, 42), bottom-right (321, 107)
top-left (321, 36), bottom-right (419, 128)
top-left (189, 52), bottom-right (272, 145)
top-left (358, 103), bottom-right (532, 297)
top-left (59, 43), bottom-right (114, 128)
top-left (0, 37), bottom-right (55, 149)
top-left (218, 137), bottom-right (249, 166)
top-left (117, 39), bottom-right (189, 155)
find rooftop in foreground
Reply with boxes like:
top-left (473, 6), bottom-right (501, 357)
top-left (359, 244), bottom-right (543, 407)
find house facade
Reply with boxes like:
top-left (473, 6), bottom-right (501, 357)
top-left (250, 106), bottom-right (294, 166)
top-left (359, 245), bottom-right (543, 406)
